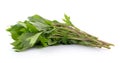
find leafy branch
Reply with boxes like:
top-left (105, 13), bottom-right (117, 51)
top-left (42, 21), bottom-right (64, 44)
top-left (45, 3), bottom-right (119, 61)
top-left (7, 14), bottom-right (114, 52)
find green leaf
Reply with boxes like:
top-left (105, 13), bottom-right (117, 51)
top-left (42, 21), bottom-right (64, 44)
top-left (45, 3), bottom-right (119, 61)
top-left (30, 21), bottom-right (48, 31)
top-left (28, 15), bottom-right (46, 24)
top-left (18, 21), bottom-right (27, 28)
top-left (63, 14), bottom-right (74, 26)
top-left (29, 32), bottom-right (42, 47)
top-left (7, 24), bottom-right (25, 40)
top-left (24, 21), bottom-right (38, 32)
top-left (12, 32), bottom-right (35, 52)
top-left (38, 34), bottom-right (48, 47)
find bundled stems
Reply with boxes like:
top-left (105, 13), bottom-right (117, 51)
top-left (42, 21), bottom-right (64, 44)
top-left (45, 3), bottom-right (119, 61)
top-left (7, 14), bottom-right (114, 52)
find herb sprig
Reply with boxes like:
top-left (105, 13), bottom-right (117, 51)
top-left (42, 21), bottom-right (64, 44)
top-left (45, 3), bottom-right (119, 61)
top-left (7, 14), bottom-right (114, 52)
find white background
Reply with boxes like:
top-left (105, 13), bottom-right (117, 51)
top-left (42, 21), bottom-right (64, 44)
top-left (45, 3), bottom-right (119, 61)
top-left (0, 0), bottom-right (120, 63)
